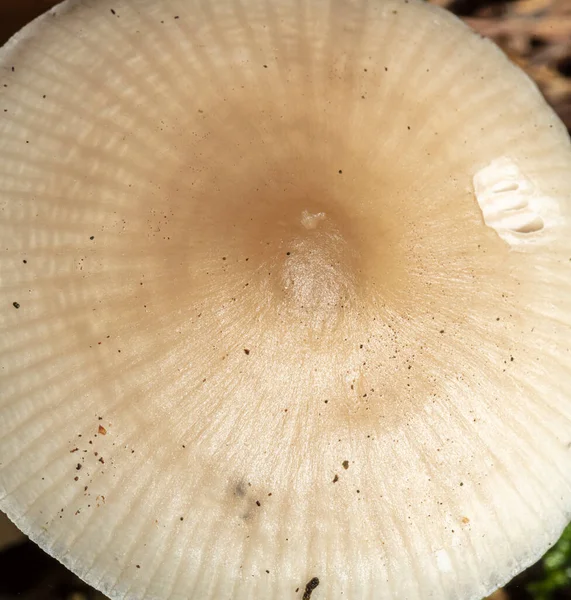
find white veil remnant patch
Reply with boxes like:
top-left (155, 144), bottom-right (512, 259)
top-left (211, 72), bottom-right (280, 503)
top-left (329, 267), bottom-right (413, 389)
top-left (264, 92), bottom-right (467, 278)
top-left (473, 157), bottom-right (559, 246)
top-left (300, 210), bottom-right (327, 230)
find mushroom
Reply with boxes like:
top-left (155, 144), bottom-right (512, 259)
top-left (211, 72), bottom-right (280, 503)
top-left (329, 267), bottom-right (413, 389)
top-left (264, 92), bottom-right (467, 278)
top-left (1, 0), bottom-right (570, 599)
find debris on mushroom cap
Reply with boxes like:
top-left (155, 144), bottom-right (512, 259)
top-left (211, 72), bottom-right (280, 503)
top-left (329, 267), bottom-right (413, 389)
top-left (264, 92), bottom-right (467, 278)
top-left (0, 0), bottom-right (570, 599)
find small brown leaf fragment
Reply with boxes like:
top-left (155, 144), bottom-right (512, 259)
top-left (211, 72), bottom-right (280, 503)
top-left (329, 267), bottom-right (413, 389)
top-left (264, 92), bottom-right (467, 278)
top-left (98, 425), bottom-right (107, 435)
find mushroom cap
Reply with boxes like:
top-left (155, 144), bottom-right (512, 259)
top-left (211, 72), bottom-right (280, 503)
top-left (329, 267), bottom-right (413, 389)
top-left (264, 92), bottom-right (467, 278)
top-left (1, 1), bottom-right (571, 599)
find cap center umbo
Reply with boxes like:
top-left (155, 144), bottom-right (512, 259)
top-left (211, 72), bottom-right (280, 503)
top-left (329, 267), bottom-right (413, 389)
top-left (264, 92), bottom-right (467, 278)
top-left (274, 209), bottom-right (362, 317)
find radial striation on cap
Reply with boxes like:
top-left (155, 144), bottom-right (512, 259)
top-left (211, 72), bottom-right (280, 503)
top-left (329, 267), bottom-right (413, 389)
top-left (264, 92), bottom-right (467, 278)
top-left (1, 1), bottom-right (571, 599)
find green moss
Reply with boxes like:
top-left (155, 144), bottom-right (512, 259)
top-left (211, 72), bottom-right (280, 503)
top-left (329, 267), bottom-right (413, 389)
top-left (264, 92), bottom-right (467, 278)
top-left (527, 524), bottom-right (571, 600)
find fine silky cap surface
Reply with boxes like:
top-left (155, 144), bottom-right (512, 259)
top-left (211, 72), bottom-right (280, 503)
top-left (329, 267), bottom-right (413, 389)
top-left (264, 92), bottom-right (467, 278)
top-left (1, 1), bottom-right (571, 599)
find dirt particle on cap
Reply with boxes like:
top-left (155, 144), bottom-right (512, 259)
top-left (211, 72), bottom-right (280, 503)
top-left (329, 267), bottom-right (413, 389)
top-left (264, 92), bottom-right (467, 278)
top-left (333, 474), bottom-right (339, 483)
top-left (98, 425), bottom-right (107, 435)
top-left (302, 577), bottom-right (320, 599)
top-left (12, 302), bottom-right (20, 309)
top-left (342, 460), bottom-right (349, 470)
top-left (244, 348), bottom-right (250, 355)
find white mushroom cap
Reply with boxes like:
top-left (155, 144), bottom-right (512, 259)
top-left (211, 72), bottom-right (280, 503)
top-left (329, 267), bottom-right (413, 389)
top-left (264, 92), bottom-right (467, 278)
top-left (1, 1), bottom-right (571, 599)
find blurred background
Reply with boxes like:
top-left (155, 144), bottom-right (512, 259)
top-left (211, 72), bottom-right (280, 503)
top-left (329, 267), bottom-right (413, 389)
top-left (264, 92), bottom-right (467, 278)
top-left (0, 0), bottom-right (570, 599)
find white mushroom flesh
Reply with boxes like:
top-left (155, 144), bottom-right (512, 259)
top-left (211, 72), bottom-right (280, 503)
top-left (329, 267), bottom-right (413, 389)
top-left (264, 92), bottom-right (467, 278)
top-left (1, 1), bottom-right (571, 599)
